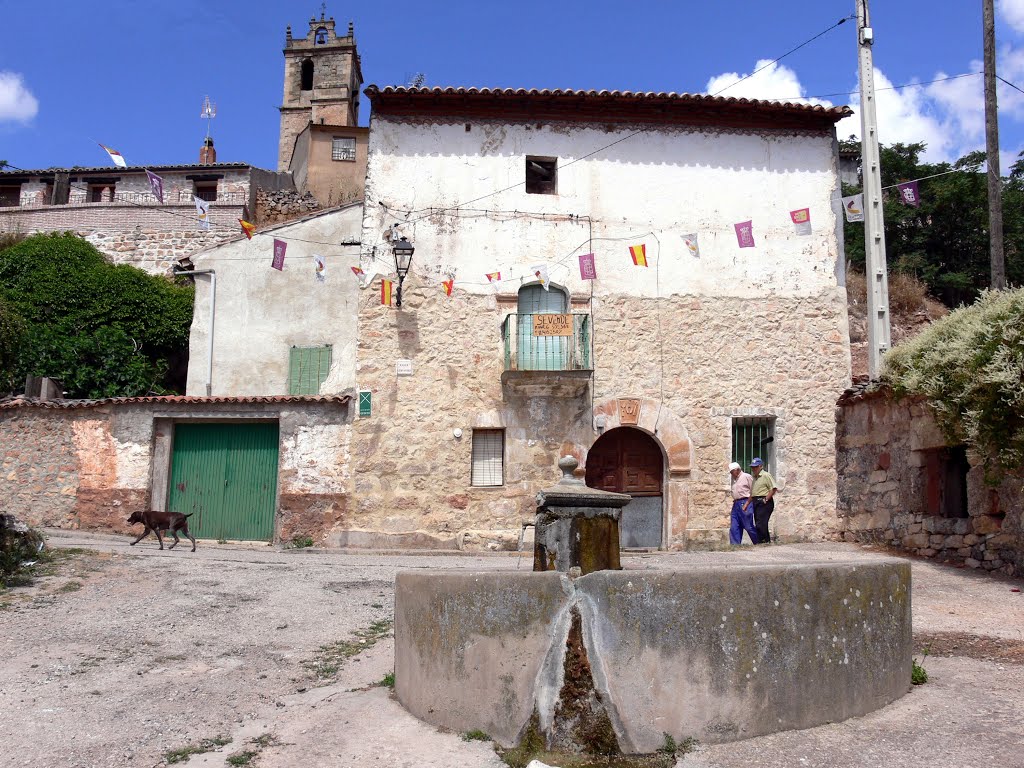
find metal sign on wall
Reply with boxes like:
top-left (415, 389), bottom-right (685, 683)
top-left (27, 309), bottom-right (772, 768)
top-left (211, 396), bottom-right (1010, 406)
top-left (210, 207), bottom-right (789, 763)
top-left (396, 359), bottom-right (414, 376)
top-left (533, 314), bottom-right (573, 336)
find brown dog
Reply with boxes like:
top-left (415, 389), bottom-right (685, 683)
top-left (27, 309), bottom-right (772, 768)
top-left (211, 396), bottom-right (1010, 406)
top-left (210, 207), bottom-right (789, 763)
top-left (126, 510), bottom-right (196, 552)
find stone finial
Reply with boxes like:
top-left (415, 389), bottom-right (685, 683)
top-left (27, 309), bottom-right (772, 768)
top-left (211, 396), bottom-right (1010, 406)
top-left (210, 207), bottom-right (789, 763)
top-left (286, 24), bottom-right (292, 41)
top-left (558, 455), bottom-right (581, 484)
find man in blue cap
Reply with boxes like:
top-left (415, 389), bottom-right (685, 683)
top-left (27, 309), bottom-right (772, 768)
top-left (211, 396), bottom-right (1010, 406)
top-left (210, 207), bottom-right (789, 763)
top-left (750, 458), bottom-right (777, 544)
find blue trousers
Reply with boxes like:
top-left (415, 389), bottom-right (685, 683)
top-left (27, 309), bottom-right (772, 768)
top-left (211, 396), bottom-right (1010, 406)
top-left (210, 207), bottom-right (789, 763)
top-left (729, 498), bottom-right (759, 545)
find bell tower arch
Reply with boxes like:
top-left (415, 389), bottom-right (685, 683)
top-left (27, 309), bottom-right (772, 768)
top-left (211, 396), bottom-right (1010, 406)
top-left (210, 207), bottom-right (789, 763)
top-left (278, 8), bottom-right (363, 170)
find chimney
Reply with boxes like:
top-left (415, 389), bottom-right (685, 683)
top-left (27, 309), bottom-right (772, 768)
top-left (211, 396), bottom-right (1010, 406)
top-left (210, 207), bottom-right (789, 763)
top-left (199, 137), bottom-right (216, 165)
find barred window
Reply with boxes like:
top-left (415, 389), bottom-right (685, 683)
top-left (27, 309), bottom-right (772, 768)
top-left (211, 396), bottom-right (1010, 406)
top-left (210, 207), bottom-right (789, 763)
top-left (471, 429), bottom-right (504, 487)
top-left (332, 137), bottom-right (356, 161)
top-left (288, 345), bottom-right (332, 395)
top-left (732, 417), bottom-right (775, 476)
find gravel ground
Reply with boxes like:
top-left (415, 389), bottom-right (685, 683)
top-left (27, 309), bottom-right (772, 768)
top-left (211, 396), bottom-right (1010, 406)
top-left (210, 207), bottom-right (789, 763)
top-left (1, 532), bottom-right (1021, 768)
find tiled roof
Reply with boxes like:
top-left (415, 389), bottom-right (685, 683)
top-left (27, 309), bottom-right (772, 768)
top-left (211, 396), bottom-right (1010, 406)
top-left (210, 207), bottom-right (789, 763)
top-left (0, 163), bottom-right (260, 177)
top-left (365, 85), bottom-right (853, 124)
top-left (0, 394), bottom-right (350, 410)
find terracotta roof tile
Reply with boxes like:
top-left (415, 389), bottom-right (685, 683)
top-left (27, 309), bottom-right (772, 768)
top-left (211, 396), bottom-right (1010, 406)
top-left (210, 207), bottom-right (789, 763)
top-left (0, 394), bottom-right (350, 410)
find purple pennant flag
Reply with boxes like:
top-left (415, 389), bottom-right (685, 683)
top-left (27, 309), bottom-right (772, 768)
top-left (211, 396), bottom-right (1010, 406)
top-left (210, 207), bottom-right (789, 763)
top-left (897, 181), bottom-right (920, 207)
top-left (734, 220), bottom-right (755, 248)
top-left (272, 239), bottom-right (287, 271)
top-left (145, 170), bottom-right (164, 204)
top-left (578, 252), bottom-right (597, 280)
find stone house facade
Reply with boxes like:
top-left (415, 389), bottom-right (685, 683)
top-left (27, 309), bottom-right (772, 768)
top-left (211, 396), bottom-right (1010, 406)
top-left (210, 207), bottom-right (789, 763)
top-left (350, 86), bottom-right (855, 549)
top-left (0, 162), bottom-right (293, 275)
top-left (836, 382), bottom-right (1022, 575)
top-left (0, 395), bottom-right (352, 544)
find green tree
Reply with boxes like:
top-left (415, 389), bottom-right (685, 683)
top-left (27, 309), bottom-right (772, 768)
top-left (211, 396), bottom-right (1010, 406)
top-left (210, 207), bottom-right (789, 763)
top-left (0, 233), bottom-right (194, 398)
top-left (842, 142), bottom-right (1024, 305)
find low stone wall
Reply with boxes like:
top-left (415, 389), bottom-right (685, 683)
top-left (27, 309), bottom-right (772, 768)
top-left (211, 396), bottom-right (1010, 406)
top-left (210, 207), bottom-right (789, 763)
top-left (255, 188), bottom-right (322, 227)
top-left (395, 558), bottom-right (911, 752)
top-left (836, 385), bottom-right (1023, 575)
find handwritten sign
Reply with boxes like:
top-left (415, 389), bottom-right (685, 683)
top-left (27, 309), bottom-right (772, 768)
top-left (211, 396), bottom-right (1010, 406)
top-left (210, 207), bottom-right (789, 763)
top-left (533, 314), bottom-right (573, 337)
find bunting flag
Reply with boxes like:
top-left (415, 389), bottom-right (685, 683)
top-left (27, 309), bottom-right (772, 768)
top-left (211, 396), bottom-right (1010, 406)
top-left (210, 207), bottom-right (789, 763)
top-left (351, 265), bottom-right (364, 277)
top-left (99, 143), bottom-right (127, 168)
top-left (842, 194), bottom-right (864, 222)
top-left (790, 208), bottom-right (811, 236)
top-left (313, 254), bottom-right (326, 282)
top-left (442, 279), bottom-right (454, 296)
top-left (271, 238), bottom-right (287, 271)
top-left (579, 252), bottom-right (597, 280)
top-left (381, 279), bottom-right (393, 306)
top-left (629, 244), bottom-right (648, 267)
top-left (897, 181), bottom-right (920, 207)
top-left (486, 271), bottom-right (502, 283)
top-left (239, 219), bottom-right (256, 239)
top-left (531, 263), bottom-right (551, 290)
top-left (734, 220), bottom-right (755, 248)
top-left (682, 233), bottom-right (700, 258)
top-left (194, 195), bottom-right (210, 230)
top-left (145, 170), bottom-right (164, 203)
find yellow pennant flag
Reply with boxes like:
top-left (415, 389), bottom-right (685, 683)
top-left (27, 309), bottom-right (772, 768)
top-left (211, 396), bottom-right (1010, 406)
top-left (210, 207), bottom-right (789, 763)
top-left (239, 219), bottom-right (256, 240)
top-left (442, 279), bottom-right (454, 297)
top-left (629, 244), bottom-right (647, 267)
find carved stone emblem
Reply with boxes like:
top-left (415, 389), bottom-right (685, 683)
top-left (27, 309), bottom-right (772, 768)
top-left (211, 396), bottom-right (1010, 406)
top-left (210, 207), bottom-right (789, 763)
top-left (618, 398), bottom-right (641, 425)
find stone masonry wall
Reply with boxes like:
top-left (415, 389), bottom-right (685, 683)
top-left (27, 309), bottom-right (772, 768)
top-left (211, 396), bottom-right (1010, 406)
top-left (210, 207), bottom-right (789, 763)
top-left (255, 187), bottom-right (322, 227)
top-left (836, 387), bottom-right (1023, 575)
top-left (351, 282), bottom-right (849, 549)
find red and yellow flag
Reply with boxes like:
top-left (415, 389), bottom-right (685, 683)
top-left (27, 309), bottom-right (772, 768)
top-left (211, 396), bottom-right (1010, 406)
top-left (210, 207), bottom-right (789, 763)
top-left (381, 279), bottom-right (393, 306)
top-left (442, 279), bottom-right (454, 297)
top-left (629, 244), bottom-right (647, 267)
top-left (486, 271), bottom-right (501, 283)
top-left (351, 266), bottom-right (365, 276)
top-left (239, 219), bottom-right (256, 240)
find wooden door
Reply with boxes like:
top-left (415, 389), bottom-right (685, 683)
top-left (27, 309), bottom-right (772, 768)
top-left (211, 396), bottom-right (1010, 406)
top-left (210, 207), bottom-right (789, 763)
top-left (585, 428), bottom-right (663, 548)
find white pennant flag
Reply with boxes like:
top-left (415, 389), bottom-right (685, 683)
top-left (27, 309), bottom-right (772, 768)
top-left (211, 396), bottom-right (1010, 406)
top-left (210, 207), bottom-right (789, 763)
top-left (194, 195), bottom-right (210, 230)
top-left (530, 263), bottom-right (551, 291)
top-left (313, 254), bottom-right (326, 282)
top-left (842, 194), bottom-right (864, 223)
top-left (99, 143), bottom-right (127, 168)
top-left (682, 233), bottom-right (700, 258)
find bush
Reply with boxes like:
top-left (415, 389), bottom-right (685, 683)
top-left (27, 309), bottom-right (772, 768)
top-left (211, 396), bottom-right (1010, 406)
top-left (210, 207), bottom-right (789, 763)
top-left (0, 517), bottom-right (45, 588)
top-left (883, 287), bottom-right (1024, 481)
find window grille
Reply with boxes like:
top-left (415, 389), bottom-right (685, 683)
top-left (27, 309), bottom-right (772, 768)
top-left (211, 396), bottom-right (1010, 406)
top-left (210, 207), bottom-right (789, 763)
top-left (288, 345), bottom-right (332, 395)
top-left (332, 137), bottom-right (356, 161)
top-left (731, 417), bottom-right (775, 476)
top-left (471, 429), bottom-right (504, 487)
top-left (194, 182), bottom-right (218, 202)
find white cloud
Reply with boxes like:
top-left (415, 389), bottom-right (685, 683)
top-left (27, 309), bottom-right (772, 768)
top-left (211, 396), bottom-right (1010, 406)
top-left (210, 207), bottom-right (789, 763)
top-left (705, 59), bottom-right (831, 106)
top-left (999, 0), bottom-right (1024, 34)
top-left (0, 71), bottom-right (38, 123)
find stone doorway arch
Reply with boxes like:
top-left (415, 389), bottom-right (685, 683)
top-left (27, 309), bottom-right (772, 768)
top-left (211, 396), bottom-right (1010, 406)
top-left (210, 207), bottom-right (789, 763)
top-left (586, 427), bottom-right (664, 548)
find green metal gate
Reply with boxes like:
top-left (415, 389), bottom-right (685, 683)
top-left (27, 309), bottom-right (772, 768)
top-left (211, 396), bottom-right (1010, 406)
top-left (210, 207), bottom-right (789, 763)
top-left (168, 422), bottom-right (279, 541)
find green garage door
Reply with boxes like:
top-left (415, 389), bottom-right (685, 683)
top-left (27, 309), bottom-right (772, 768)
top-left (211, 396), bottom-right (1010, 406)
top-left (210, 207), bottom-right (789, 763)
top-left (168, 422), bottom-right (279, 541)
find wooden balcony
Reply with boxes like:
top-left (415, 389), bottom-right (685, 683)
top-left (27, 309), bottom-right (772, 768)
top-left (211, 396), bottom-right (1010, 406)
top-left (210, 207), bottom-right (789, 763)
top-left (500, 313), bottom-right (592, 397)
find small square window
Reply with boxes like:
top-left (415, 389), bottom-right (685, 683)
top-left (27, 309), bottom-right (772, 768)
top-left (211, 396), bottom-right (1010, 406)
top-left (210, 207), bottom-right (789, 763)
top-left (194, 182), bottom-right (218, 202)
top-left (332, 137), bottom-right (356, 161)
top-left (732, 417), bottom-right (775, 476)
top-left (88, 184), bottom-right (114, 203)
top-left (288, 345), bottom-right (332, 395)
top-left (471, 429), bottom-right (504, 487)
top-left (526, 156), bottom-right (557, 195)
top-left (924, 446), bottom-right (969, 518)
top-left (0, 185), bottom-right (20, 207)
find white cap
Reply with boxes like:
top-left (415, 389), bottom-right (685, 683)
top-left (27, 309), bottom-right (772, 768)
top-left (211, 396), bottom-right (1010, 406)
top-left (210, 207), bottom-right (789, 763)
top-left (728, 462), bottom-right (741, 471)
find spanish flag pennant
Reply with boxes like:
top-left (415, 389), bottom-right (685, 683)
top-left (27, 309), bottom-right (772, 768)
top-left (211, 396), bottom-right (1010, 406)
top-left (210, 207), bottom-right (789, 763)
top-left (239, 219), bottom-right (256, 240)
top-left (381, 279), bottom-right (393, 306)
top-left (442, 279), bottom-right (454, 297)
top-left (486, 271), bottom-right (501, 283)
top-left (351, 266), bottom-right (365, 276)
top-left (629, 244), bottom-right (647, 267)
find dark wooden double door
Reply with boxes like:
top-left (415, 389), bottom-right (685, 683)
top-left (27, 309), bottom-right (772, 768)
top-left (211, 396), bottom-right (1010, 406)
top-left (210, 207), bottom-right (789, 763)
top-left (585, 427), bottom-right (664, 548)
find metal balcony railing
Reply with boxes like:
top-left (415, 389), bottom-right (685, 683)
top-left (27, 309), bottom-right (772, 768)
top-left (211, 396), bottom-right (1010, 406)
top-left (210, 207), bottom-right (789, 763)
top-left (502, 313), bottom-right (592, 372)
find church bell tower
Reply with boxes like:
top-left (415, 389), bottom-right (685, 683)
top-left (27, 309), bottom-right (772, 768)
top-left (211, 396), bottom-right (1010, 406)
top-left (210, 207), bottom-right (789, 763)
top-left (278, 8), bottom-right (363, 170)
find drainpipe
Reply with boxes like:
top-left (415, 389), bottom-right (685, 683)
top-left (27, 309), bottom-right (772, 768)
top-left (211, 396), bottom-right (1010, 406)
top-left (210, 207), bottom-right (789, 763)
top-left (173, 268), bottom-right (217, 396)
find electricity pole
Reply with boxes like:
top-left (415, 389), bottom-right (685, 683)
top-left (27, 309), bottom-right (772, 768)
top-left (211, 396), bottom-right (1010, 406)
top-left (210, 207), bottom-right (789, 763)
top-left (983, 0), bottom-right (1006, 290)
top-left (856, 0), bottom-right (891, 379)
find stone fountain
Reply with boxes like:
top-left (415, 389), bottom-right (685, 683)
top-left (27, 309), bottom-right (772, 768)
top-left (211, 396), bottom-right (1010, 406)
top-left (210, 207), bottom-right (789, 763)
top-left (393, 457), bottom-right (912, 756)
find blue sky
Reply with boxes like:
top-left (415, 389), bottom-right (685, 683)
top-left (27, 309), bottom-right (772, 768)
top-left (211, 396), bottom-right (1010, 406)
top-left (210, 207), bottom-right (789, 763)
top-left (3, 0), bottom-right (1024, 172)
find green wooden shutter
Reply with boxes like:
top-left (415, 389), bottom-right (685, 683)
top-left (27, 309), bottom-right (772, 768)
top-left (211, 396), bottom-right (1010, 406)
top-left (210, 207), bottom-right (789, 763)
top-left (289, 345), bottom-right (332, 395)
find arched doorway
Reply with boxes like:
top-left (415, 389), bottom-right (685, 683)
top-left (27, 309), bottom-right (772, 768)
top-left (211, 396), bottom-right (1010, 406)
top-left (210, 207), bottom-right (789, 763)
top-left (585, 427), bottom-right (664, 548)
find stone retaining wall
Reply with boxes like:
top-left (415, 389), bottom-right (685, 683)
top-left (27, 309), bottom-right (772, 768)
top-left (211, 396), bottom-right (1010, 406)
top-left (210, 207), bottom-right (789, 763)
top-left (836, 385), bottom-right (1023, 575)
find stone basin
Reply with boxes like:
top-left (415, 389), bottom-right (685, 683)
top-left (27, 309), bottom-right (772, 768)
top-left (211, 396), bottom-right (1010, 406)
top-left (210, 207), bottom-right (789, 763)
top-left (394, 556), bottom-right (911, 753)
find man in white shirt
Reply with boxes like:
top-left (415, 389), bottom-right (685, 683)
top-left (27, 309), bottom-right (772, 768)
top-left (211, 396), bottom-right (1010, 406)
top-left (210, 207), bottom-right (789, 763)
top-left (728, 461), bottom-right (758, 545)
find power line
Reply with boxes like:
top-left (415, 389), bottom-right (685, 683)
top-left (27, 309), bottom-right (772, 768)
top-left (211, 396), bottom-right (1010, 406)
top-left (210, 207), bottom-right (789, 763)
top-left (996, 74), bottom-right (1024, 97)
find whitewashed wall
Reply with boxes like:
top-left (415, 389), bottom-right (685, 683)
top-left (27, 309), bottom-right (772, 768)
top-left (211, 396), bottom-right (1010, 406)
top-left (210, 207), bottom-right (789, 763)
top-left (186, 204), bottom-right (363, 396)
top-left (360, 119), bottom-right (846, 300)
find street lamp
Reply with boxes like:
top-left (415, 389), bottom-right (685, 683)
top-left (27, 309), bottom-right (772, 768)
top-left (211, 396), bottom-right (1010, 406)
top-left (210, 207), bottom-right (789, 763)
top-left (392, 236), bottom-right (415, 308)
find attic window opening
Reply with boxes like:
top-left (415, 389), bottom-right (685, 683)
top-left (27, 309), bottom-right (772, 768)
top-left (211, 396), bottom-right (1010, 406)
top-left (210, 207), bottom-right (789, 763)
top-left (332, 136), bottom-right (356, 161)
top-left (526, 156), bottom-right (557, 195)
top-left (301, 59), bottom-right (314, 91)
top-left (194, 181), bottom-right (218, 202)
